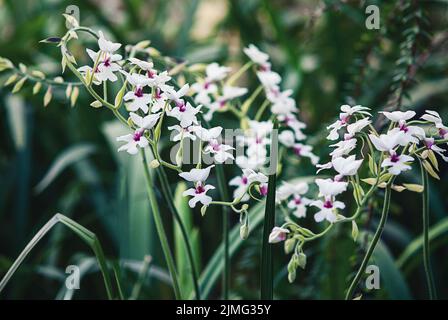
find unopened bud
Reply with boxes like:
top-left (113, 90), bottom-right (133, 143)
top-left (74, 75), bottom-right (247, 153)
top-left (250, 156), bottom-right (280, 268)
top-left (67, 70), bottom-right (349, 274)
top-left (241, 204), bottom-right (249, 211)
top-left (297, 252), bottom-right (307, 269)
top-left (200, 205), bottom-right (208, 217)
top-left (284, 238), bottom-right (296, 254)
top-left (150, 159), bottom-right (160, 168)
top-left (288, 269), bottom-right (296, 283)
top-left (240, 224), bottom-right (249, 240)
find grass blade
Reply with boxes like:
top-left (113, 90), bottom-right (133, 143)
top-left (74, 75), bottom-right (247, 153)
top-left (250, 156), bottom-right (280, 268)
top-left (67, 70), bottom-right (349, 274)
top-left (0, 213), bottom-right (115, 299)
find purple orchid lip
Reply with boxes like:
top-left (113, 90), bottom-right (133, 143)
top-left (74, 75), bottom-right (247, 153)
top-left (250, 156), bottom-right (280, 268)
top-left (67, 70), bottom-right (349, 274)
top-left (390, 153), bottom-right (400, 163)
top-left (195, 184), bottom-right (205, 194)
top-left (294, 197), bottom-right (302, 205)
top-left (147, 69), bottom-right (156, 79)
top-left (177, 100), bottom-right (186, 112)
top-left (133, 130), bottom-right (143, 142)
top-left (399, 123), bottom-right (409, 133)
top-left (293, 146), bottom-right (301, 156)
top-left (323, 200), bottom-right (333, 209)
top-left (242, 176), bottom-right (248, 185)
top-left (134, 87), bottom-right (144, 98)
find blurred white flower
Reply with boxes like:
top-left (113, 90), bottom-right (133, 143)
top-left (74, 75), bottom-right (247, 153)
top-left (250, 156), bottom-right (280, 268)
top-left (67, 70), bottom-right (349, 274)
top-left (244, 44), bottom-right (270, 67)
top-left (293, 144), bottom-right (319, 165)
top-left (98, 31), bottom-right (121, 53)
top-left (332, 155), bottom-right (363, 177)
top-left (329, 138), bottom-right (357, 158)
top-left (288, 195), bottom-right (311, 218)
top-left (424, 138), bottom-right (448, 162)
top-left (168, 125), bottom-right (196, 142)
top-left (204, 139), bottom-right (235, 163)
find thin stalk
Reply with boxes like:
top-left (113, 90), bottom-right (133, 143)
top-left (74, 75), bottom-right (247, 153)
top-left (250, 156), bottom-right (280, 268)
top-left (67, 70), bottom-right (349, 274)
top-left (260, 120), bottom-right (279, 300)
top-left (155, 166), bottom-right (201, 300)
top-left (141, 151), bottom-right (182, 299)
top-left (420, 161), bottom-right (437, 299)
top-left (215, 165), bottom-right (230, 300)
top-left (345, 181), bottom-right (393, 300)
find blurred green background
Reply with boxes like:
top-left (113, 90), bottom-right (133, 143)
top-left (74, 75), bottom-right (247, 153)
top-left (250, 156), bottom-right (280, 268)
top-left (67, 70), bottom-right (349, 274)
top-left (1, 0), bottom-right (448, 299)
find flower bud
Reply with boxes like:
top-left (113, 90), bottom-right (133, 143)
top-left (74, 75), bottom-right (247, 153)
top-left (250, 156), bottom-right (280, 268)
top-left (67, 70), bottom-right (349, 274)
top-left (240, 224), bottom-right (249, 240)
top-left (288, 269), bottom-right (296, 283)
top-left (150, 159), bottom-right (160, 169)
top-left (241, 204), bottom-right (249, 211)
top-left (297, 252), bottom-right (307, 269)
top-left (284, 238), bottom-right (296, 254)
top-left (200, 205), bottom-right (208, 217)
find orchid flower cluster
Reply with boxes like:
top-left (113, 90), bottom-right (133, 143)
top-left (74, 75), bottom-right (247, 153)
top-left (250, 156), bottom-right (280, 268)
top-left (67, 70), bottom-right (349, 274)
top-left (269, 105), bottom-right (448, 283)
top-left (0, 15), bottom-right (319, 243)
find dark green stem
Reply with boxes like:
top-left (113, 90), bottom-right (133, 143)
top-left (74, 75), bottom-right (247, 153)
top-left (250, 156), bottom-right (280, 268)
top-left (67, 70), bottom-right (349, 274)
top-left (141, 151), bottom-right (182, 299)
top-left (345, 181), bottom-right (393, 300)
top-left (260, 120), bottom-right (279, 300)
top-left (420, 161), bottom-right (437, 299)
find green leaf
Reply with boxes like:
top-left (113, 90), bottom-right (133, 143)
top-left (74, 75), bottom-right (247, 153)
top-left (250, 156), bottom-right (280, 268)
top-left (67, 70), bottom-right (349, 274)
top-left (0, 214), bottom-right (115, 299)
top-left (34, 144), bottom-right (96, 194)
top-left (260, 119), bottom-right (278, 300)
top-left (372, 240), bottom-right (412, 299)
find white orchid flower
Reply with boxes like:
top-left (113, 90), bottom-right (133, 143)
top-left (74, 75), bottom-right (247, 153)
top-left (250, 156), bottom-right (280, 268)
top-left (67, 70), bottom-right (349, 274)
top-left (332, 155), bottom-right (363, 177)
top-left (204, 139), bottom-right (235, 163)
top-left (98, 31), bottom-right (121, 53)
top-left (243, 44), bottom-right (270, 67)
top-left (128, 57), bottom-right (154, 72)
top-left (191, 125), bottom-right (222, 142)
top-left (276, 181), bottom-right (309, 201)
top-left (168, 125), bottom-right (196, 142)
top-left (257, 71), bottom-right (281, 89)
top-left (288, 195), bottom-right (311, 218)
top-left (421, 110), bottom-right (448, 139)
top-left (293, 144), bottom-right (319, 165)
top-left (268, 227), bottom-right (289, 243)
top-left (205, 63), bottom-right (231, 83)
top-left (167, 102), bottom-right (201, 128)
top-left (381, 151), bottom-right (414, 175)
top-left (117, 130), bottom-right (149, 155)
top-left (346, 118), bottom-right (371, 138)
top-left (85, 48), bottom-right (122, 83)
top-left (315, 178), bottom-right (348, 197)
top-left (166, 84), bottom-right (190, 104)
top-left (150, 88), bottom-right (169, 113)
top-left (312, 198), bottom-right (345, 223)
top-left (329, 138), bottom-right (357, 158)
top-left (424, 138), bottom-right (448, 162)
top-left (235, 155), bottom-right (265, 170)
top-left (149, 71), bottom-right (172, 91)
top-left (380, 110), bottom-right (415, 122)
top-left (267, 89), bottom-right (297, 115)
top-left (183, 184), bottom-right (215, 208)
top-left (129, 112), bottom-right (160, 131)
top-left (278, 130), bottom-right (295, 147)
top-left (122, 72), bottom-right (152, 113)
top-left (369, 130), bottom-right (406, 152)
top-left (179, 165), bottom-right (215, 183)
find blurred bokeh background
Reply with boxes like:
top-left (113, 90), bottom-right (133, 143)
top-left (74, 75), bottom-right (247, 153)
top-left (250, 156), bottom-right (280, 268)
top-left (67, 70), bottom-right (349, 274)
top-left (1, 0), bottom-right (448, 299)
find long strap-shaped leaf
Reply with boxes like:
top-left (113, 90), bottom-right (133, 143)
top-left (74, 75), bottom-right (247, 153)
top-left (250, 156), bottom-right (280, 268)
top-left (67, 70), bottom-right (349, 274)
top-left (0, 213), bottom-right (115, 299)
top-left (260, 120), bottom-right (279, 300)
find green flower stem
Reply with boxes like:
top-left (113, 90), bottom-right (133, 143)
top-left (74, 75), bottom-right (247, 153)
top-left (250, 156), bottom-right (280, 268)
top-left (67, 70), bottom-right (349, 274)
top-left (141, 151), bottom-right (182, 299)
top-left (155, 165), bottom-right (201, 300)
top-left (241, 85), bottom-right (263, 115)
top-left (420, 161), bottom-right (437, 299)
top-left (254, 100), bottom-right (270, 121)
top-left (345, 180), bottom-right (393, 300)
top-left (225, 61), bottom-right (253, 86)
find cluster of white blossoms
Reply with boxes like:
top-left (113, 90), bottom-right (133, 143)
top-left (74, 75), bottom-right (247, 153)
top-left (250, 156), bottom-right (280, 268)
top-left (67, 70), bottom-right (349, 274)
top-left (268, 103), bottom-right (448, 281)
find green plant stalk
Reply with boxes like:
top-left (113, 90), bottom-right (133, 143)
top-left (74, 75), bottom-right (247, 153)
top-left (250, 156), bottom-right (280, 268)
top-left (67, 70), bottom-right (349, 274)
top-left (260, 120), bottom-right (279, 300)
top-left (420, 161), bottom-right (437, 299)
top-left (155, 166), bottom-right (201, 300)
top-left (345, 181), bottom-right (393, 300)
top-left (141, 151), bottom-right (182, 299)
